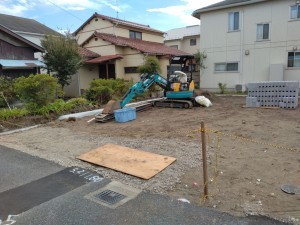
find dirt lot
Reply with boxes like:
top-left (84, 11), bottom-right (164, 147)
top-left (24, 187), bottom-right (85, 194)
top-left (0, 96), bottom-right (299, 223)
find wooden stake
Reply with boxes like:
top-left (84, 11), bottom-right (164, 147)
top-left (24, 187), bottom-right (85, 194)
top-left (201, 121), bottom-right (208, 198)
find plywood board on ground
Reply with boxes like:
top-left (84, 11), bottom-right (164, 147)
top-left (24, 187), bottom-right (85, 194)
top-left (76, 144), bottom-right (176, 180)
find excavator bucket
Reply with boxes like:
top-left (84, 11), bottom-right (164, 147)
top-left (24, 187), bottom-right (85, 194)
top-left (102, 100), bottom-right (121, 114)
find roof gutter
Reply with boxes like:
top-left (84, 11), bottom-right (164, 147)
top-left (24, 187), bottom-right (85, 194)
top-left (192, 0), bottom-right (267, 19)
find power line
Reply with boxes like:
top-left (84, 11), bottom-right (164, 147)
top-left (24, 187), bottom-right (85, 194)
top-left (43, 0), bottom-right (86, 24)
top-left (42, 0), bottom-right (116, 34)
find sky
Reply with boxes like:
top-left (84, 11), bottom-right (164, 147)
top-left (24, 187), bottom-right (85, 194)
top-left (0, 0), bottom-right (223, 33)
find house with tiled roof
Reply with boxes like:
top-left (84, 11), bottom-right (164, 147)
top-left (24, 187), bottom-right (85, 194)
top-left (192, 0), bottom-right (300, 91)
top-left (0, 24), bottom-right (44, 78)
top-left (70, 12), bottom-right (191, 96)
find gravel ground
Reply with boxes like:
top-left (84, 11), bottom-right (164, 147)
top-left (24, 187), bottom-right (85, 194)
top-left (0, 125), bottom-right (202, 195)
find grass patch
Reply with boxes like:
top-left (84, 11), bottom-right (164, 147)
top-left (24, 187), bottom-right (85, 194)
top-left (0, 108), bottom-right (29, 120)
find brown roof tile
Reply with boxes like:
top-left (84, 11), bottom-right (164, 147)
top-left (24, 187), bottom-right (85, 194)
top-left (94, 32), bottom-right (191, 56)
top-left (79, 47), bottom-right (99, 58)
top-left (86, 54), bottom-right (123, 63)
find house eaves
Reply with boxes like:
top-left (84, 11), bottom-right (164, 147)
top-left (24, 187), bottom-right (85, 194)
top-left (74, 13), bottom-right (164, 35)
top-left (192, 0), bottom-right (268, 19)
top-left (0, 24), bottom-right (44, 52)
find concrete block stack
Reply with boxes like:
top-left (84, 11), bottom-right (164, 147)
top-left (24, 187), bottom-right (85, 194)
top-left (246, 81), bottom-right (299, 109)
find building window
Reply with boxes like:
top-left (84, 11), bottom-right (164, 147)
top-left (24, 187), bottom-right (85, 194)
top-left (257, 23), bottom-right (269, 41)
top-left (124, 67), bottom-right (138, 74)
top-left (288, 52), bottom-right (300, 67)
top-left (291, 5), bottom-right (300, 19)
top-left (228, 12), bottom-right (239, 31)
top-left (190, 39), bottom-right (196, 46)
top-left (215, 62), bottom-right (239, 72)
top-left (129, 30), bottom-right (142, 39)
top-left (170, 45), bottom-right (178, 49)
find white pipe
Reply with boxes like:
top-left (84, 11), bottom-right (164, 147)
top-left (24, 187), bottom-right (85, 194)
top-left (58, 98), bottom-right (163, 120)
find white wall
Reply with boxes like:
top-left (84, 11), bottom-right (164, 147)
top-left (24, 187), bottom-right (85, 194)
top-left (199, 0), bottom-right (300, 90)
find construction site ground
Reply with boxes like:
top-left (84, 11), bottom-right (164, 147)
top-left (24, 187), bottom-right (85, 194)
top-left (0, 96), bottom-right (299, 224)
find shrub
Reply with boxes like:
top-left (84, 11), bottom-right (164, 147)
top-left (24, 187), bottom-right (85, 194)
top-left (48, 99), bottom-right (66, 115)
top-left (0, 77), bottom-right (16, 108)
top-left (14, 74), bottom-right (58, 107)
top-left (28, 98), bottom-right (90, 116)
top-left (66, 97), bottom-right (89, 106)
top-left (218, 82), bottom-right (227, 94)
top-left (64, 97), bottom-right (89, 111)
top-left (85, 79), bottom-right (133, 104)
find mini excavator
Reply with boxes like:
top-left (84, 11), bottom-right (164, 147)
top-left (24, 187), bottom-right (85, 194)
top-left (95, 55), bottom-right (198, 122)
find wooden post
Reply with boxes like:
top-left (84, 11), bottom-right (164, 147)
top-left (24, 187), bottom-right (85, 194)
top-left (201, 121), bottom-right (208, 198)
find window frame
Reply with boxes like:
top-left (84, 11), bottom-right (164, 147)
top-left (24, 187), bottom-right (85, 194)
top-left (256, 23), bottom-right (270, 41)
top-left (214, 62), bottom-right (239, 72)
top-left (190, 38), bottom-right (196, 46)
top-left (290, 5), bottom-right (300, 20)
top-left (228, 11), bottom-right (240, 32)
top-left (169, 45), bottom-right (178, 49)
top-left (287, 51), bottom-right (300, 68)
top-left (124, 66), bottom-right (138, 74)
top-left (129, 30), bottom-right (142, 40)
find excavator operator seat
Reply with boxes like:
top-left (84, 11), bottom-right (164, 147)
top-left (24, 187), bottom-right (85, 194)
top-left (174, 71), bottom-right (187, 83)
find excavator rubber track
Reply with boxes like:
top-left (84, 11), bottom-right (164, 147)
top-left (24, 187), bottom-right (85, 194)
top-left (153, 99), bottom-right (194, 109)
top-left (95, 103), bottom-right (153, 123)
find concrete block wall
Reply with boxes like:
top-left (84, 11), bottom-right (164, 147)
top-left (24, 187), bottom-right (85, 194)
top-left (246, 81), bottom-right (299, 109)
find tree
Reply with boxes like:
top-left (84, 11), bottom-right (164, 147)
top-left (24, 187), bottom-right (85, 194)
top-left (194, 50), bottom-right (207, 88)
top-left (138, 56), bottom-right (161, 74)
top-left (41, 32), bottom-right (83, 90)
top-left (194, 50), bottom-right (207, 71)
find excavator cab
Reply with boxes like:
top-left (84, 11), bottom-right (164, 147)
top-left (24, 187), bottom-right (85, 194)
top-left (166, 55), bottom-right (195, 98)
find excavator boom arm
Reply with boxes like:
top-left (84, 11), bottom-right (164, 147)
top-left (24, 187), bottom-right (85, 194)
top-left (120, 73), bottom-right (168, 108)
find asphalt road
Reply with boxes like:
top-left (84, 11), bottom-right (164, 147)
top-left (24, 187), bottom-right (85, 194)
top-left (0, 145), bottom-right (290, 225)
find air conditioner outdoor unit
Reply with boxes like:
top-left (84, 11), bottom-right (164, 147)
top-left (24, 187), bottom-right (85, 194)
top-left (235, 84), bottom-right (246, 92)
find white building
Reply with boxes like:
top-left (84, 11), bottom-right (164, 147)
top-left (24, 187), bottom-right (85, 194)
top-left (193, 0), bottom-right (300, 91)
top-left (164, 25), bottom-right (200, 54)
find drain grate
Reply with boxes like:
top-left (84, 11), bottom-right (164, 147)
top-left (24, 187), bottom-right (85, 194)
top-left (94, 189), bottom-right (126, 205)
